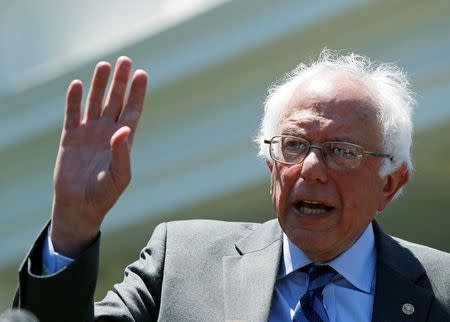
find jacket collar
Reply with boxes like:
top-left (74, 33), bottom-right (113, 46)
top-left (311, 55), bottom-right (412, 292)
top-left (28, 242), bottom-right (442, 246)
top-left (223, 219), bottom-right (442, 322)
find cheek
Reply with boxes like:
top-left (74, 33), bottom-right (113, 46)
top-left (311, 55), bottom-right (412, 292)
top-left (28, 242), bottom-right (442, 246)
top-left (336, 171), bottom-right (382, 223)
top-left (343, 181), bottom-right (362, 210)
top-left (271, 166), bottom-right (298, 212)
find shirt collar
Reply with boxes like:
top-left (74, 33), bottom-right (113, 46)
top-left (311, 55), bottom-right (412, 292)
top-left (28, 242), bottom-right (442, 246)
top-left (279, 223), bottom-right (376, 294)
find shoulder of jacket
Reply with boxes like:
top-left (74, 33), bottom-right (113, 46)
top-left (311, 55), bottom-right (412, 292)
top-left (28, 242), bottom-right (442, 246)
top-left (394, 237), bottom-right (450, 263)
top-left (161, 219), bottom-right (277, 245)
top-left (165, 219), bottom-right (266, 232)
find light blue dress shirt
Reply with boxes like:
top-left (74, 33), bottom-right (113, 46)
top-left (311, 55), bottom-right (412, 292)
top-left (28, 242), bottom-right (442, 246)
top-left (42, 230), bottom-right (74, 275)
top-left (269, 223), bottom-right (376, 322)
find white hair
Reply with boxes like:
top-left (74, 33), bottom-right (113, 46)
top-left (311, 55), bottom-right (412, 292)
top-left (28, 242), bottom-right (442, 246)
top-left (255, 49), bottom-right (416, 177)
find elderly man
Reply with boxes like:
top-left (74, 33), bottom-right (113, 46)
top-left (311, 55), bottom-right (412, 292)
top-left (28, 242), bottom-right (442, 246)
top-left (15, 50), bottom-right (450, 321)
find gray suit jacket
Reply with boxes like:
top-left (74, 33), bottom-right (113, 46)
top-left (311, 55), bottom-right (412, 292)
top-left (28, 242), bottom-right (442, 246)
top-left (15, 219), bottom-right (450, 321)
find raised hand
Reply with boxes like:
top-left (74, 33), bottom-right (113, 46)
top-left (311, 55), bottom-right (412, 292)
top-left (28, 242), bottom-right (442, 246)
top-left (50, 57), bottom-right (148, 257)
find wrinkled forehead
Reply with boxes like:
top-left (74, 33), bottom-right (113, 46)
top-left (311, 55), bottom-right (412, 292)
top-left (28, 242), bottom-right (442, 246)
top-left (280, 71), bottom-right (378, 126)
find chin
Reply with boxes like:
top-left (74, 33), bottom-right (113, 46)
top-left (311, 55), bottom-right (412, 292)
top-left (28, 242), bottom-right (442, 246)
top-left (283, 223), bottom-right (341, 261)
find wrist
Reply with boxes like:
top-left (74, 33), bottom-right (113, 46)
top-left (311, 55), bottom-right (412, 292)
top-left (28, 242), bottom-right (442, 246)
top-left (49, 221), bottom-right (99, 258)
top-left (50, 207), bottom-right (100, 258)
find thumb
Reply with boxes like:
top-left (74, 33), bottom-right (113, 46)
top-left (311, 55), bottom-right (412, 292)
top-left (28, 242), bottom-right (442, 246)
top-left (110, 126), bottom-right (132, 190)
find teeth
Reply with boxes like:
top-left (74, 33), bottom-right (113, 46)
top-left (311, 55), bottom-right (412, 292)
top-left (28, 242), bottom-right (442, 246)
top-left (304, 200), bottom-right (321, 205)
top-left (299, 205), bottom-right (327, 215)
top-left (297, 200), bottom-right (333, 215)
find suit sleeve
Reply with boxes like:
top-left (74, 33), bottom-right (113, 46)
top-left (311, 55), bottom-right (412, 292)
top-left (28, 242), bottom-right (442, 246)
top-left (14, 222), bottom-right (167, 322)
top-left (95, 223), bottom-right (167, 321)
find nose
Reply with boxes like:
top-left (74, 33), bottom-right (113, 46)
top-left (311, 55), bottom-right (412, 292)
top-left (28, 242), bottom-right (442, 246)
top-left (299, 146), bottom-right (328, 183)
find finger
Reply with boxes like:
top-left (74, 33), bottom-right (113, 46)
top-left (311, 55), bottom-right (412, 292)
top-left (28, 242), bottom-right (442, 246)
top-left (118, 69), bottom-right (148, 146)
top-left (110, 126), bottom-right (132, 191)
top-left (64, 80), bottom-right (83, 129)
top-left (84, 61), bottom-right (111, 122)
top-left (102, 56), bottom-right (132, 120)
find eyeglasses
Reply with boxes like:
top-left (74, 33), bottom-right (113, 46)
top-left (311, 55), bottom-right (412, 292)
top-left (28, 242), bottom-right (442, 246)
top-left (264, 135), bottom-right (393, 170)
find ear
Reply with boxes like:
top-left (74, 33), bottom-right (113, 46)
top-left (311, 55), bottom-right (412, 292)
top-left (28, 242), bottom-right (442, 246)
top-left (377, 163), bottom-right (409, 211)
top-left (266, 160), bottom-right (274, 172)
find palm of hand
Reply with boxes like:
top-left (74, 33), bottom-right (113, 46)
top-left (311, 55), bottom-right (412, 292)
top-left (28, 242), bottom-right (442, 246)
top-left (50, 57), bottom-right (148, 256)
top-left (54, 119), bottom-right (125, 224)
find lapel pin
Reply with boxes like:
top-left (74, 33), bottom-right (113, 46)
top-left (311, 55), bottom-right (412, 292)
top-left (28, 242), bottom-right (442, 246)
top-left (402, 303), bottom-right (415, 315)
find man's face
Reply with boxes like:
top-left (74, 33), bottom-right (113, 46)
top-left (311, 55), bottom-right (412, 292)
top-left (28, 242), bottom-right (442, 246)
top-left (269, 72), bottom-right (400, 262)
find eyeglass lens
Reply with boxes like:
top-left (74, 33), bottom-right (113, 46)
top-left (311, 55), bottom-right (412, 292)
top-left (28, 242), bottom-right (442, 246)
top-left (271, 136), bottom-right (363, 169)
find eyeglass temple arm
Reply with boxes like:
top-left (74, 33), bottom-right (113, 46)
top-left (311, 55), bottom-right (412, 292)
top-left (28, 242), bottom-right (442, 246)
top-left (365, 151), bottom-right (394, 162)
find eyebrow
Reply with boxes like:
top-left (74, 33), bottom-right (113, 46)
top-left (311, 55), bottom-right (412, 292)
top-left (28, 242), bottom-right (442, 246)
top-left (279, 127), bottom-right (303, 136)
top-left (279, 127), bottom-right (364, 146)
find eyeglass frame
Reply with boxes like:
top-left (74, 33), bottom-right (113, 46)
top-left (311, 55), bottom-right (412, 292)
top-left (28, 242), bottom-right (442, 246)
top-left (263, 135), bottom-right (394, 169)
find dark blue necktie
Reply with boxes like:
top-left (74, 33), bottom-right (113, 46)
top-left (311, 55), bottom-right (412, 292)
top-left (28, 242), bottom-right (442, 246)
top-left (293, 264), bottom-right (337, 322)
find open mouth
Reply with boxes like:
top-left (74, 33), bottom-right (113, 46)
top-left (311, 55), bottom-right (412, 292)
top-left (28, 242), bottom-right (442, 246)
top-left (295, 200), bottom-right (334, 216)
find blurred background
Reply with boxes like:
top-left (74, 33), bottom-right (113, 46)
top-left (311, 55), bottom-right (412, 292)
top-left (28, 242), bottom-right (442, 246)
top-left (1, 0), bottom-right (449, 310)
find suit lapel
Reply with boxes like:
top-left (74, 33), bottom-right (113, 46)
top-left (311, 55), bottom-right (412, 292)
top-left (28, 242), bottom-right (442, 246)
top-left (223, 220), bottom-right (282, 322)
top-left (371, 222), bottom-right (433, 322)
